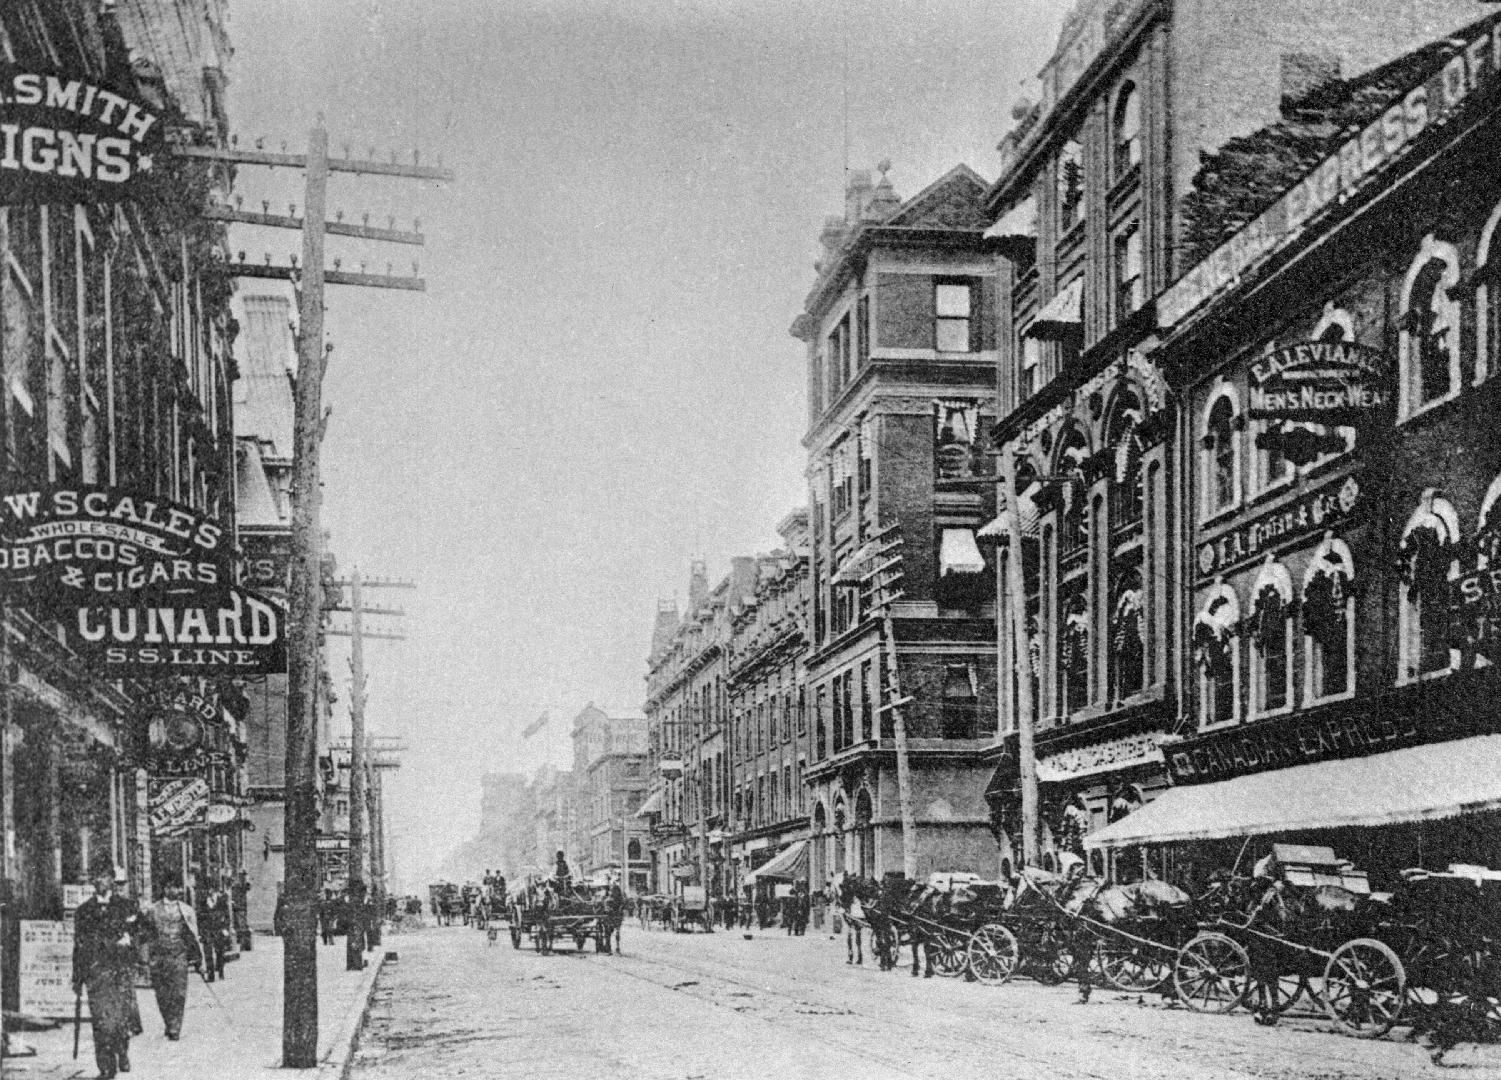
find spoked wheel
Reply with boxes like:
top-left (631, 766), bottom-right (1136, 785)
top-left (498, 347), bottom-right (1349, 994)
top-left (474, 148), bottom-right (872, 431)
top-left (1323, 938), bottom-right (1405, 1038)
top-left (1097, 937), bottom-right (1173, 993)
top-left (1174, 932), bottom-right (1251, 1013)
top-left (1261, 973), bottom-right (1310, 1016)
top-left (966, 923), bottom-right (1019, 986)
top-left (929, 934), bottom-right (968, 978)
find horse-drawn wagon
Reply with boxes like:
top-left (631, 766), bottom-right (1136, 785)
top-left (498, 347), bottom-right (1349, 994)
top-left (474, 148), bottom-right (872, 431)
top-left (508, 874), bottom-right (619, 954)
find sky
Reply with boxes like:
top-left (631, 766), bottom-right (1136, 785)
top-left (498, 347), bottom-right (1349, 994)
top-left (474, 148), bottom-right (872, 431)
top-left (224, 0), bottom-right (1068, 892)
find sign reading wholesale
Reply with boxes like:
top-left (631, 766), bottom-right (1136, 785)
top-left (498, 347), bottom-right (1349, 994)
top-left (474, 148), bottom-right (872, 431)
top-left (0, 68), bottom-right (166, 203)
top-left (1159, 17), bottom-right (1501, 329)
top-left (0, 485), bottom-right (286, 673)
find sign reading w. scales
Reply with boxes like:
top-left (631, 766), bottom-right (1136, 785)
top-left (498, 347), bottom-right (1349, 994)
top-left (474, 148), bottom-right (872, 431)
top-left (0, 68), bottom-right (166, 203)
top-left (0, 486), bottom-right (285, 674)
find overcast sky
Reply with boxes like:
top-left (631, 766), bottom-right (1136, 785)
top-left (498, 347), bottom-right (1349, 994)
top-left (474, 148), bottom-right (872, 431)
top-left (225, 0), bottom-right (1067, 890)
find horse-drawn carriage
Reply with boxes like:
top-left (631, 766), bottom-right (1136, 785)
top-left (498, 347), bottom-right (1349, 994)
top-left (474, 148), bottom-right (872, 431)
top-left (508, 874), bottom-right (621, 954)
top-left (670, 886), bottom-right (713, 933)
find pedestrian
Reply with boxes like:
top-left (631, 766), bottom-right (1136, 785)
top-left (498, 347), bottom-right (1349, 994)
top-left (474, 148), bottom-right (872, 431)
top-left (272, 892), bottom-right (287, 937)
top-left (146, 880), bottom-right (201, 1041)
top-left (72, 865), bottom-right (144, 1080)
top-left (318, 891), bottom-right (335, 945)
top-left (231, 870), bottom-right (252, 951)
top-left (196, 879), bottom-right (230, 981)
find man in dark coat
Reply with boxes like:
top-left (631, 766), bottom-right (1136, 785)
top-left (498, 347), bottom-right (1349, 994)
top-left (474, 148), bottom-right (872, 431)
top-left (196, 878), bottom-right (230, 981)
top-left (72, 867), bottom-right (144, 1079)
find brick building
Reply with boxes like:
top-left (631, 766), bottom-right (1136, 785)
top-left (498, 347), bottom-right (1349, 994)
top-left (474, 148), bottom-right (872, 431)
top-left (570, 703), bottom-right (649, 888)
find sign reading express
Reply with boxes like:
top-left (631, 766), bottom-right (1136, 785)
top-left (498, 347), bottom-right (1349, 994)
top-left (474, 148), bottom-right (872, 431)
top-left (1159, 19), bottom-right (1501, 329)
top-left (1248, 342), bottom-right (1391, 424)
top-left (0, 69), bottom-right (164, 204)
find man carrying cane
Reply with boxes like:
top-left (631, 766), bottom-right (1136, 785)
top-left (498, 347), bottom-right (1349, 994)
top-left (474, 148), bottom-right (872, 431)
top-left (72, 865), bottom-right (144, 1079)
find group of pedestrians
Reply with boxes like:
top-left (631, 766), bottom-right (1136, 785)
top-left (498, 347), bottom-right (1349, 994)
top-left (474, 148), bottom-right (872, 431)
top-left (70, 865), bottom-right (244, 1080)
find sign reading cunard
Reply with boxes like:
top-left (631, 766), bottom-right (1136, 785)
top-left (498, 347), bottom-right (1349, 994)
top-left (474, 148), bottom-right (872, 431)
top-left (1248, 342), bottom-right (1391, 424)
top-left (0, 69), bottom-right (165, 204)
top-left (67, 584), bottom-right (286, 674)
top-left (1196, 477), bottom-right (1361, 580)
top-left (0, 486), bottom-right (230, 601)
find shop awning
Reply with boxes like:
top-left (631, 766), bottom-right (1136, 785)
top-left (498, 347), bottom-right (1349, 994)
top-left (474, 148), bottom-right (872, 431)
top-left (1085, 734), bottom-right (1501, 849)
top-left (745, 840), bottom-right (808, 883)
top-left (1026, 277), bottom-right (1084, 338)
top-left (939, 528), bottom-right (986, 577)
top-left (634, 789), bottom-right (664, 818)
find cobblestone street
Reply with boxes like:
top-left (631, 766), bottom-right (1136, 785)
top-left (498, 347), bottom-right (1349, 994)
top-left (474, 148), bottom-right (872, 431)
top-left (349, 925), bottom-right (1501, 1080)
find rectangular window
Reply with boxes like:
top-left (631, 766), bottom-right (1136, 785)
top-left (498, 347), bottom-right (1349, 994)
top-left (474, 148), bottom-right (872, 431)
top-left (1020, 336), bottom-right (1042, 401)
top-left (859, 659), bottom-right (874, 744)
top-left (941, 664), bottom-right (979, 740)
top-left (857, 294), bottom-right (870, 364)
top-left (935, 281), bottom-right (972, 352)
top-left (1113, 223), bottom-right (1143, 320)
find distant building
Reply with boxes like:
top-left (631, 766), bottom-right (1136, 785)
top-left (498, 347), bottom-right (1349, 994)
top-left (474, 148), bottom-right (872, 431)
top-left (527, 764), bottom-right (577, 876)
top-left (570, 704), bottom-right (650, 888)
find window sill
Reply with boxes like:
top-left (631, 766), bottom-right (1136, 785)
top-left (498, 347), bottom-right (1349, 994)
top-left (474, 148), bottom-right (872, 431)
top-left (1396, 661), bottom-right (1457, 688)
top-left (1304, 687), bottom-right (1355, 708)
top-left (1398, 387), bottom-right (1462, 427)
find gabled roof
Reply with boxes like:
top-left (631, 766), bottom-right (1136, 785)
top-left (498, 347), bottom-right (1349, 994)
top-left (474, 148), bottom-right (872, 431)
top-left (884, 164), bottom-right (992, 230)
top-left (233, 294), bottom-right (297, 459)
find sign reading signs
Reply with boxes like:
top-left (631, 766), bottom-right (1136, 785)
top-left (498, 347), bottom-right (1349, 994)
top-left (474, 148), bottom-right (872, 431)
top-left (1159, 18), bottom-right (1501, 329)
top-left (1247, 342), bottom-right (1391, 424)
top-left (149, 777), bottom-right (210, 837)
top-left (0, 68), bottom-right (166, 204)
top-left (0, 485), bottom-right (230, 601)
top-left (1197, 476), bottom-right (1361, 580)
top-left (68, 583), bottom-right (286, 674)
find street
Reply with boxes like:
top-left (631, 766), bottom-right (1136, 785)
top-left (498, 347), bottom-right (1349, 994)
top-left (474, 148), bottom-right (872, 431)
top-left (350, 924), bottom-right (1501, 1080)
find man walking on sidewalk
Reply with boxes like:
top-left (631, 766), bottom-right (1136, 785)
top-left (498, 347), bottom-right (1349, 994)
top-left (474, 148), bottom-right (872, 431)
top-left (146, 880), bottom-right (202, 1040)
top-left (73, 866), bottom-right (145, 1079)
top-left (196, 878), bottom-right (230, 981)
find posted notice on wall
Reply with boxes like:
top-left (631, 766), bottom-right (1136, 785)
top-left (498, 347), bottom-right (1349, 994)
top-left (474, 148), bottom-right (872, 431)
top-left (19, 920), bottom-right (85, 1019)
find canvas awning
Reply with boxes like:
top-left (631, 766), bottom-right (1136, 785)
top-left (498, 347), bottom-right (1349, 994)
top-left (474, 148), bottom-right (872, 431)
top-left (832, 538), bottom-right (883, 585)
top-left (939, 528), bottom-right (986, 577)
top-left (1026, 277), bottom-right (1084, 338)
top-left (1085, 734), bottom-right (1501, 849)
top-left (634, 788), bottom-right (664, 818)
top-left (745, 840), bottom-right (808, 883)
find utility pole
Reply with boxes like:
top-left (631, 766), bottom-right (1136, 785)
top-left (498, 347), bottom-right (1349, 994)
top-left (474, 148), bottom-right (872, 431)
top-left (997, 451), bottom-right (1040, 868)
top-left (180, 122), bottom-right (450, 1068)
top-left (327, 573), bottom-right (409, 962)
top-left (859, 524), bottom-right (917, 879)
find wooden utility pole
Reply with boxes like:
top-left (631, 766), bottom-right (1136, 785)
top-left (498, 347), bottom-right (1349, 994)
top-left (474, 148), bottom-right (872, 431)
top-left (862, 524), bottom-right (916, 879)
top-left (345, 570), bottom-right (368, 970)
top-left (998, 451), bottom-right (1040, 868)
top-left (184, 121), bottom-right (450, 1068)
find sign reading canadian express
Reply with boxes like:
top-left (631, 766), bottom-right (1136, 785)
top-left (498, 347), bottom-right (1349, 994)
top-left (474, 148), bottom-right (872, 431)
top-left (1247, 342), bottom-right (1390, 424)
top-left (0, 68), bottom-right (166, 203)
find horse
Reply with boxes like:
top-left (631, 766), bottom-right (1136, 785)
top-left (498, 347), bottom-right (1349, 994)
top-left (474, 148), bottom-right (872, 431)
top-left (834, 873), bottom-right (881, 966)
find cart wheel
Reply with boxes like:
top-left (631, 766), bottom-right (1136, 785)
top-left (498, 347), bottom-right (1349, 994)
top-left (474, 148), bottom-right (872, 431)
top-left (967, 924), bottom-right (1019, 986)
top-left (1097, 938), bottom-right (1172, 993)
top-left (1261, 973), bottom-right (1309, 1016)
top-left (1323, 938), bottom-right (1404, 1038)
top-left (930, 936), bottom-right (967, 978)
top-left (1174, 932), bottom-right (1250, 1013)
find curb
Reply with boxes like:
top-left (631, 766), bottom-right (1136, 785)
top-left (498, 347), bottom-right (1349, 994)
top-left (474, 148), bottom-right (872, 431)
top-left (316, 955), bottom-right (387, 1080)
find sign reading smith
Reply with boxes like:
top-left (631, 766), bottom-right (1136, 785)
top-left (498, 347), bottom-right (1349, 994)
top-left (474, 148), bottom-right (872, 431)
top-left (0, 68), bottom-right (165, 203)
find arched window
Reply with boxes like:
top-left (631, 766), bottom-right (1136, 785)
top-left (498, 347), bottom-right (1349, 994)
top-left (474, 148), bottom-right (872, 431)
top-left (1201, 390), bottom-right (1240, 515)
top-left (1057, 137), bottom-right (1084, 231)
top-left (1112, 82), bottom-right (1141, 178)
top-left (1248, 557), bottom-right (1294, 716)
top-left (1476, 200), bottom-right (1501, 385)
top-left (1194, 583), bottom-right (1241, 727)
top-left (1109, 568), bottom-right (1145, 704)
top-left (1303, 533), bottom-right (1355, 702)
top-left (1398, 490), bottom-right (1459, 682)
top-left (1399, 237), bottom-right (1461, 418)
top-left (854, 788), bottom-right (875, 878)
top-left (1059, 582), bottom-right (1090, 716)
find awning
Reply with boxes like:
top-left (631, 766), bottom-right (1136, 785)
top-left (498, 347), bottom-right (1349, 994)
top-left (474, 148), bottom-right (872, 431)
top-left (1085, 734), bottom-right (1501, 849)
top-left (832, 538), bottom-right (882, 585)
top-left (635, 788), bottom-right (664, 818)
top-left (1026, 277), bottom-right (1084, 338)
top-left (745, 840), bottom-right (808, 883)
top-left (939, 528), bottom-right (986, 577)
top-left (978, 481), bottom-right (1041, 541)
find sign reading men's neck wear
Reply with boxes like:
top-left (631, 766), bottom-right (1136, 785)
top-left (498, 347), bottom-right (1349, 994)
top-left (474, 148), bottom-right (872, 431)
top-left (0, 68), bottom-right (166, 203)
top-left (1247, 342), bottom-right (1391, 425)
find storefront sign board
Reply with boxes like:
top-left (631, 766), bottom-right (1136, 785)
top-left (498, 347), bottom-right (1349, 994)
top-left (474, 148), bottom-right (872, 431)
top-left (19, 920), bottom-right (83, 1018)
top-left (1196, 477), bottom-right (1361, 580)
top-left (1247, 342), bottom-right (1390, 424)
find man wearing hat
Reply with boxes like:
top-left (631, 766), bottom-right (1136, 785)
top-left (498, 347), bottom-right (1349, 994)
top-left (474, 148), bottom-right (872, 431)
top-left (72, 866), bottom-right (144, 1078)
top-left (146, 878), bottom-right (201, 1040)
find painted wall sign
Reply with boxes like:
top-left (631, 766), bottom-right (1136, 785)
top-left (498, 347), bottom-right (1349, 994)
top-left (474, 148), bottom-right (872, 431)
top-left (240, 532), bottom-right (291, 592)
top-left (1196, 477), bottom-right (1361, 580)
top-left (0, 485), bottom-right (230, 602)
top-left (149, 777), bottom-right (210, 836)
top-left (1159, 18), bottom-right (1501, 328)
top-left (66, 583), bottom-right (287, 674)
top-left (1448, 523), bottom-right (1501, 651)
top-left (0, 68), bottom-right (165, 204)
top-left (1247, 342), bottom-right (1391, 423)
top-left (1036, 732), bottom-right (1166, 782)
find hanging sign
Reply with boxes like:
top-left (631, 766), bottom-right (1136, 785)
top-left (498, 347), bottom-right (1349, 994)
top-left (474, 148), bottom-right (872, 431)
top-left (0, 68), bottom-right (166, 204)
top-left (240, 532), bottom-right (292, 592)
top-left (149, 777), bottom-right (210, 836)
top-left (66, 583), bottom-right (287, 674)
top-left (1247, 342), bottom-right (1390, 424)
top-left (0, 485), bottom-right (231, 603)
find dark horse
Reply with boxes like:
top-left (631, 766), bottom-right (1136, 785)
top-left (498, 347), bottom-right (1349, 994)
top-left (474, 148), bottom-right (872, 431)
top-left (835, 873), bottom-right (944, 977)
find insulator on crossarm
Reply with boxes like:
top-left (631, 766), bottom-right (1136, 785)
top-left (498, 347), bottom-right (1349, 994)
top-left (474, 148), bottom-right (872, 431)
top-left (289, 254), bottom-right (299, 269)
top-left (333, 258), bottom-right (342, 271)
top-left (363, 212), bottom-right (370, 227)
top-left (234, 194), bottom-right (243, 209)
top-left (336, 209), bottom-right (344, 223)
top-left (414, 217), bottom-right (422, 232)
top-left (261, 200), bottom-right (269, 215)
top-left (255, 137), bottom-right (264, 150)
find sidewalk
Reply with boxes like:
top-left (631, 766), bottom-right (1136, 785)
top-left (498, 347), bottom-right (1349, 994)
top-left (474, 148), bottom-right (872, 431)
top-left (5, 935), bottom-right (386, 1080)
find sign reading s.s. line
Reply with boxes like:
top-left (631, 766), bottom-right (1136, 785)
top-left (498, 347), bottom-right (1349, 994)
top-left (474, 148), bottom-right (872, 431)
top-left (0, 69), bottom-right (165, 203)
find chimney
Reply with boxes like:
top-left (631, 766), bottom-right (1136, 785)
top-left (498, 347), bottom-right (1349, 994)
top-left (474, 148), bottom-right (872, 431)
top-left (688, 559), bottom-right (709, 609)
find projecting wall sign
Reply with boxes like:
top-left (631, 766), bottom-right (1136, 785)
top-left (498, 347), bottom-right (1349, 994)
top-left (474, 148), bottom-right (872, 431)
top-left (0, 68), bottom-right (166, 203)
top-left (1247, 342), bottom-right (1391, 424)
